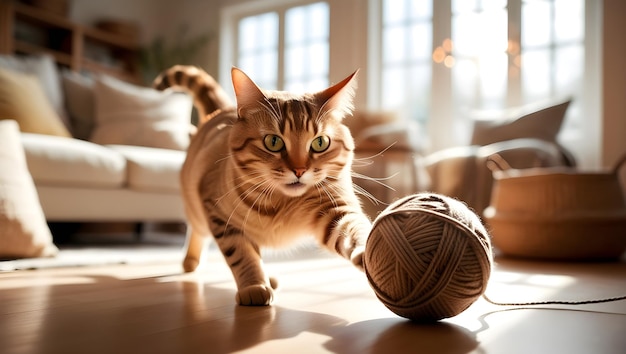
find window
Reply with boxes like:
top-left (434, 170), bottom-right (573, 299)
top-left (284, 2), bottom-right (329, 92)
top-left (520, 0), bottom-right (584, 103)
top-left (232, 1), bottom-right (329, 92)
top-left (379, 0), bottom-right (432, 125)
top-left (451, 0), bottom-right (508, 110)
top-left (376, 0), bottom-right (588, 161)
top-left (237, 12), bottom-right (279, 89)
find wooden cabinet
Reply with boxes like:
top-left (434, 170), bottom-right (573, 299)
top-left (0, 1), bottom-right (141, 83)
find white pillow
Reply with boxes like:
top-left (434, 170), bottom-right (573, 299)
top-left (470, 99), bottom-right (571, 146)
top-left (0, 68), bottom-right (72, 138)
top-left (90, 75), bottom-right (193, 150)
top-left (0, 120), bottom-right (58, 259)
top-left (0, 54), bottom-right (70, 130)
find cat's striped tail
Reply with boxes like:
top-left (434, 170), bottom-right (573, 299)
top-left (153, 65), bottom-right (234, 124)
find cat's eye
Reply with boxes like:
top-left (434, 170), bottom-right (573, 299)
top-left (311, 136), bottom-right (330, 153)
top-left (263, 134), bottom-right (285, 152)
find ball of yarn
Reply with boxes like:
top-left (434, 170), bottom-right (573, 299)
top-left (364, 193), bottom-right (493, 322)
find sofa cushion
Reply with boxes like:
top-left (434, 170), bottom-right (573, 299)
top-left (470, 98), bottom-right (571, 146)
top-left (0, 120), bottom-right (58, 259)
top-left (0, 54), bottom-right (69, 129)
top-left (0, 68), bottom-right (72, 138)
top-left (21, 133), bottom-right (126, 188)
top-left (108, 145), bottom-right (184, 193)
top-left (90, 74), bottom-right (193, 151)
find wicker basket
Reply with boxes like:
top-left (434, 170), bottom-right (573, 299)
top-left (484, 154), bottom-right (626, 261)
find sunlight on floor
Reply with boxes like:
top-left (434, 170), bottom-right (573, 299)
top-left (466, 266), bottom-right (592, 351)
top-left (0, 275), bottom-right (97, 290)
top-left (491, 270), bottom-right (576, 289)
top-left (245, 332), bottom-right (334, 354)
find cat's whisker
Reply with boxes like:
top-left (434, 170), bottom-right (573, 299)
top-left (277, 98), bottom-right (284, 120)
top-left (325, 164), bottom-right (396, 193)
top-left (316, 180), bottom-right (339, 208)
top-left (313, 183), bottom-right (326, 204)
top-left (215, 153), bottom-right (234, 164)
top-left (224, 174), bottom-right (270, 228)
top-left (351, 172), bottom-right (397, 190)
top-left (239, 170), bottom-right (284, 229)
top-left (271, 97), bottom-right (283, 122)
top-left (258, 97), bottom-right (281, 123)
top-left (350, 159), bottom-right (375, 168)
top-left (242, 181), bottom-right (273, 230)
top-left (314, 106), bottom-right (335, 125)
top-left (352, 142), bottom-right (398, 161)
top-left (216, 173), bottom-right (266, 205)
top-left (352, 183), bottom-right (387, 206)
top-left (323, 172), bottom-right (386, 206)
top-left (231, 185), bottom-right (268, 231)
top-left (262, 183), bottom-right (280, 216)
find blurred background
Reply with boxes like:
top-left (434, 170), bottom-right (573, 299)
top-left (2, 0), bottom-right (624, 186)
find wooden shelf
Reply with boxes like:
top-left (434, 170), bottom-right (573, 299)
top-left (0, 0), bottom-right (141, 83)
top-left (81, 57), bottom-right (139, 83)
top-left (14, 39), bottom-right (72, 65)
top-left (12, 1), bottom-right (74, 30)
top-left (82, 26), bottom-right (137, 50)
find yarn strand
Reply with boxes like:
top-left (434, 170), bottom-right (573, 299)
top-left (482, 293), bottom-right (626, 307)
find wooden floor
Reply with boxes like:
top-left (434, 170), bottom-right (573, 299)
top-left (1, 246), bottom-right (625, 354)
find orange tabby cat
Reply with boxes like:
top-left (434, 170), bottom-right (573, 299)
top-left (154, 66), bottom-right (371, 305)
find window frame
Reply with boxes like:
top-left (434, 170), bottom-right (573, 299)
top-left (219, 0), bottom-right (331, 94)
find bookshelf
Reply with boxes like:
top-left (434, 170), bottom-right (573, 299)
top-left (0, 1), bottom-right (141, 83)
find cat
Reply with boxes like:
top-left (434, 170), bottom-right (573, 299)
top-left (154, 66), bottom-right (372, 306)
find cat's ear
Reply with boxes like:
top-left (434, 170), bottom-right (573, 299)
top-left (314, 70), bottom-right (358, 121)
top-left (231, 67), bottom-right (266, 115)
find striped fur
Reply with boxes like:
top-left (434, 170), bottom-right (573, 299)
top-left (157, 66), bottom-right (371, 306)
top-left (153, 65), bottom-right (234, 123)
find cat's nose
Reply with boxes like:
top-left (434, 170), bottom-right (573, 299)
top-left (293, 168), bottom-right (307, 178)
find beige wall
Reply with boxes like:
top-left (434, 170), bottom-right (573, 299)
top-left (70, 0), bottom-right (171, 44)
top-left (163, 0), bottom-right (222, 76)
top-left (602, 0), bottom-right (626, 191)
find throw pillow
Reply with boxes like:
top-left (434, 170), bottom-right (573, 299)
top-left (0, 120), bottom-right (58, 259)
top-left (0, 54), bottom-right (70, 130)
top-left (62, 70), bottom-right (95, 140)
top-left (0, 68), bottom-right (72, 138)
top-left (90, 74), bottom-right (193, 151)
top-left (470, 98), bottom-right (571, 146)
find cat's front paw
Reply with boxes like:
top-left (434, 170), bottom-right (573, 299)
top-left (268, 276), bottom-right (279, 290)
top-left (350, 246), bottom-right (365, 272)
top-left (236, 284), bottom-right (275, 306)
top-left (182, 256), bottom-right (200, 273)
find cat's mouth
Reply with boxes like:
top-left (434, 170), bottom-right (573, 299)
top-left (282, 180), bottom-right (308, 196)
top-left (286, 181), bottom-right (305, 188)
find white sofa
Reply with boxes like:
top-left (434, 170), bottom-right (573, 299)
top-left (21, 133), bottom-right (186, 222)
top-left (1, 118), bottom-right (187, 259)
top-left (0, 54), bottom-right (192, 228)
